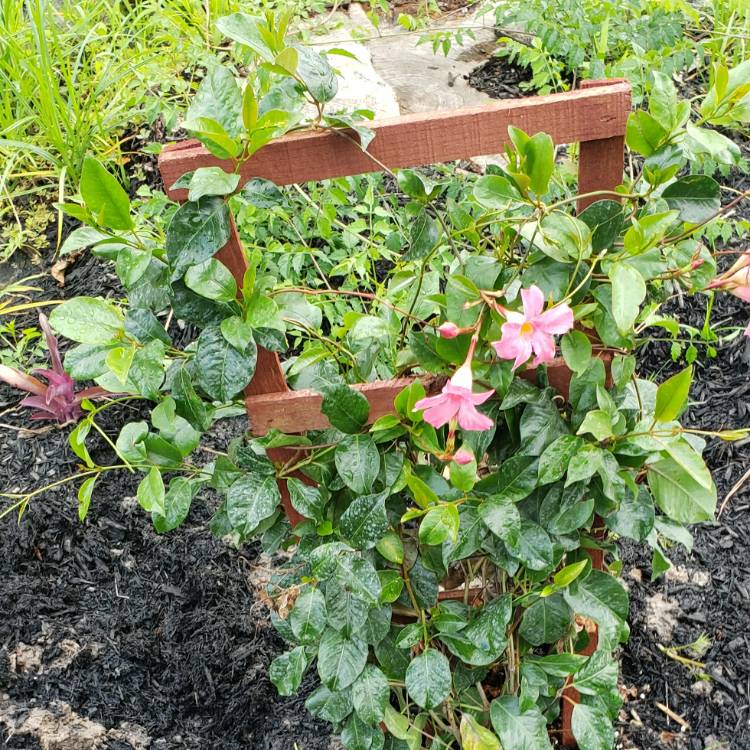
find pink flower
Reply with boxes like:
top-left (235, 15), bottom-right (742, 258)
top-left (745, 321), bottom-right (750, 339)
top-left (437, 322), bottom-right (460, 339)
top-left (414, 362), bottom-right (494, 431)
top-left (710, 266), bottom-right (750, 302)
top-left (492, 286), bottom-right (574, 370)
top-left (452, 447), bottom-right (474, 465)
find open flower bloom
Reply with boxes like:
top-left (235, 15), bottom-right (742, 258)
top-left (414, 362), bottom-right (494, 431)
top-left (492, 285), bottom-right (574, 370)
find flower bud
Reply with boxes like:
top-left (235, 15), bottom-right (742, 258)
top-left (437, 322), bottom-right (460, 339)
top-left (452, 448), bottom-right (474, 465)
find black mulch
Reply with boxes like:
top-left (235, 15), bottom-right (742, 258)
top-left (465, 54), bottom-right (535, 100)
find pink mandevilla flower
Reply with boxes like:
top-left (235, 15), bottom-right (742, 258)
top-left (745, 321), bottom-right (750, 339)
top-left (414, 361), bottom-right (493, 431)
top-left (493, 285), bottom-right (574, 370)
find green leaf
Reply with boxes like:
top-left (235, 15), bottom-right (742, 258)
top-left (77, 477), bottom-right (96, 522)
top-left (293, 44), bottom-right (338, 103)
top-left (378, 570), bottom-right (404, 603)
top-left (625, 110), bottom-right (667, 156)
top-left (519, 594), bottom-right (571, 646)
top-left (115, 246), bottom-right (151, 287)
top-left (352, 664), bottom-right (389, 725)
top-left (376, 530), bottom-right (404, 564)
top-left (563, 570), bottom-right (629, 650)
top-left (647, 456), bottom-right (716, 524)
top-left (341, 713), bottom-right (384, 750)
top-left (166, 197), bottom-right (231, 279)
top-left (490, 696), bottom-right (552, 750)
top-left (538, 435), bottom-right (584, 484)
top-left (136, 467), bottom-right (164, 514)
top-left (317, 629), bottom-right (368, 691)
top-left (405, 209), bottom-right (440, 261)
top-left (79, 156), bottom-right (133, 231)
top-left (269, 647), bottom-right (308, 696)
top-left (194, 325), bottom-right (257, 401)
top-left (290, 587), bottom-right (327, 644)
top-left (69, 420), bottom-right (94, 467)
top-left (606, 485), bottom-right (654, 541)
top-left (505, 521), bottom-right (554, 571)
top-left (125, 308), bottom-right (170, 346)
top-left (662, 175), bottom-right (721, 224)
top-left (321, 384), bottom-right (370, 433)
top-left (478, 495), bottom-right (520, 540)
top-left (335, 434), bottom-right (380, 494)
top-left (473, 175), bottom-right (521, 209)
top-left (576, 410), bottom-right (614, 442)
top-left (240, 177), bottom-right (284, 207)
top-left (215, 13), bottom-right (271, 58)
top-left (305, 685), bottom-right (353, 724)
top-left (571, 703), bottom-right (615, 750)
top-left (152, 476), bottom-right (193, 533)
top-left (226, 473), bottom-right (281, 534)
top-left (340, 492), bottom-right (389, 549)
top-left (220, 316), bottom-right (254, 350)
top-left (525, 132), bottom-right (554, 196)
top-left (654, 365), bottom-right (692, 422)
top-left (609, 263), bottom-right (646, 333)
top-left (287, 478), bottom-right (326, 523)
top-left (561, 331), bottom-right (592, 375)
top-left (59, 226), bottom-right (111, 256)
top-left (460, 714), bottom-right (501, 750)
top-left (185, 65), bottom-right (243, 138)
top-left (419, 505), bottom-right (459, 545)
top-left (185, 258), bottom-right (237, 302)
top-left (49, 297), bottom-right (124, 344)
top-left (475, 455), bottom-right (538, 503)
top-left (578, 200), bottom-right (624, 252)
top-left (573, 650), bottom-right (618, 696)
top-left (186, 166), bottom-right (240, 201)
top-left (405, 649), bottom-right (451, 709)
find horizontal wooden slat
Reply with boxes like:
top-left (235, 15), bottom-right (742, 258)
top-left (160, 80), bottom-right (631, 199)
top-left (244, 356), bottom-right (612, 435)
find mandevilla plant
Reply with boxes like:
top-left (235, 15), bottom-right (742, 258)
top-left (4, 13), bottom-right (750, 750)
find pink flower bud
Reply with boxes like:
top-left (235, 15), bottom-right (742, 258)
top-left (745, 321), bottom-right (750, 339)
top-left (452, 448), bottom-right (474, 465)
top-left (437, 322), bottom-right (460, 339)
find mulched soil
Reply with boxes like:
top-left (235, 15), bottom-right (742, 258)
top-left (465, 54), bottom-right (534, 99)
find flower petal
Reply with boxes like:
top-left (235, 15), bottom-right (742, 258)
top-left (469, 389), bottom-right (495, 405)
top-left (456, 401), bottom-right (494, 431)
top-left (536, 303), bottom-right (574, 335)
top-left (530, 329), bottom-right (556, 366)
top-left (420, 394), bottom-right (460, 428)
top-left (521, 285), bottom-right (545, 319)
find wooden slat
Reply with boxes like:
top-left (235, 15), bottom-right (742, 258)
top-left (244, 356), bottom-right (611, 435)
top-left (159, 81), bottom-right (631, 199)
top-left (577, 79), bottom-right (628, 212)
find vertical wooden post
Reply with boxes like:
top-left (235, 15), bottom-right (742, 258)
top-left (561, 79), bottom-right (628, 748)
top-left (577, 79), bottom-right (629, 213)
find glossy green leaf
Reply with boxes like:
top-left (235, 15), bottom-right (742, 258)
top-left (571, 703), bottom-right (615, 750)
top-left (77, 476), bottom-right (96, 522)
top-left (49, 297), bottom-right (124, 344)
top-left (335, 434), bottom-right (380, 494)
top-left (136, 467), bottom-right (164, 514)
top-left (186, 166), bottom-right (240, 201)
top-left (80, 156), bottom-right (133, 231)
top-left (419, 505), bottom-right (459, 545)
top-left (290, 587), bottom-right (327, 644)
top-left (152, 476), bottom-right (193, 533)
top-left (578, 200), bottom-right (624, 252)
top-left (460, 714), bottom-right (501, 750)
top-left (317, 629), bottom-right (368, 691)
top-left (321, 383), bottom-right (370, 433)
top-left (405, 209), bottom-right (440, 261)
top-left (647, 456), bottom-right (716, 524)
top-left (340, 492), bottom-right (389, 549)
top-left (609, 263), bottom-right (646, 333)
top-left (519, 594), bottom-right (571, 646)
top-left (538, 435), bottom-right (585, 484)
top-left (194, 325), bottom-right (257, 401)
top-left (166, 197), bottom-right (232, 279)
top-left (226, 472), bottom-right (281, 535)
top-left (490, 696), bottom-right (552, 750)
top-left (573, 650), bottom-right (618, 696)
top-left (352, 664), bottom-right (389, 725)
top-left (662, 175), bottom-right (720, 224)
top-left (654, 365), bottom-right (692, 422)
top-left (270, 647), bottom-right (308, 696)
top-left (185, 258), bottom-right (237, 302)
top-left (293, 44), bottom-right (338, 102)
top-left (405, 649), bottom-right (451, 709)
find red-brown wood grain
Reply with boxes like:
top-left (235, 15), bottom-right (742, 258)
top-left (159, 81), bottom-right (631, 201)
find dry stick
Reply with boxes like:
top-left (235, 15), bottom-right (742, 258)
top-left (718, 463), bottom-right (750, 518)
top-left (655, 702), bottom-right (691, 730)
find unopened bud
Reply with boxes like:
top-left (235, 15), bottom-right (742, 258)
top-left (437, 322), bottom-right (460, 339)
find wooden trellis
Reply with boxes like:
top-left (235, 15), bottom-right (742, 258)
top-left (159, 78), bottom-right (631, 748)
